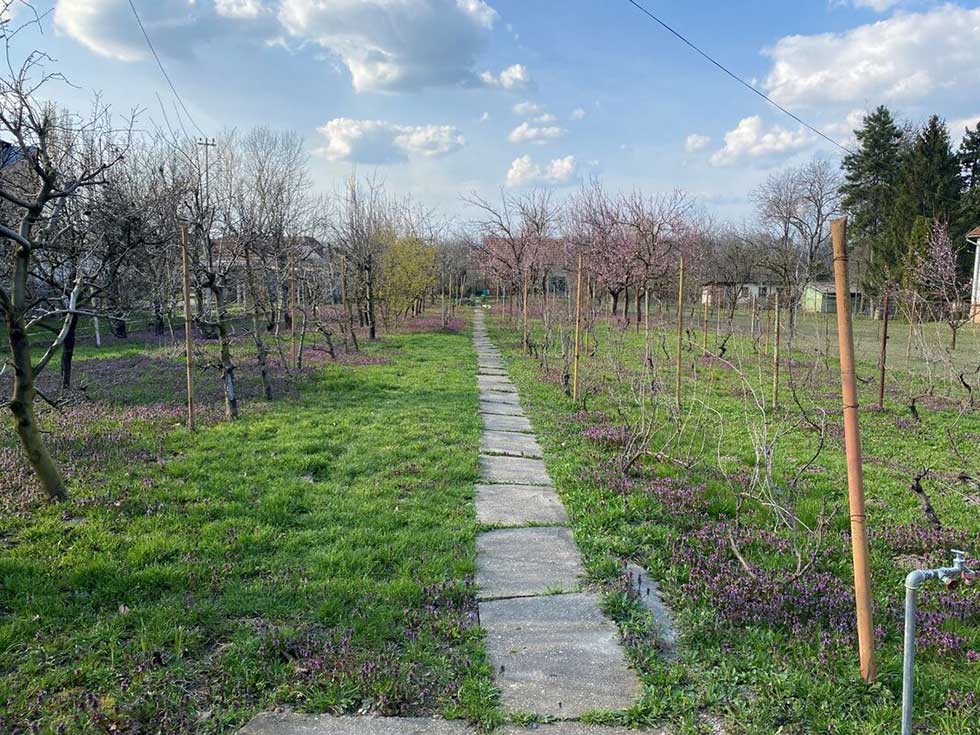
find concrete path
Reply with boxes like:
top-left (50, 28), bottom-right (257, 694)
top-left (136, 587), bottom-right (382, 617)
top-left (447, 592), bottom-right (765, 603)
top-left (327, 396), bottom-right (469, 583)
top-left (472, 308), bottom-right (643, 719)
top-left (237, 311), bottom-right (651, 734)
top-left (240, 714), bottom-right (667, 735)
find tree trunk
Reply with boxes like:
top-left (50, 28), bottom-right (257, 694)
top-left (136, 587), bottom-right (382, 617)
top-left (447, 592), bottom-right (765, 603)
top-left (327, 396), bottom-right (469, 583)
top-left (60, 313), bottom-right (79, 390)
top-left (245, 254), bottom-right (273, 400)
top-left (366, 264), bottom-right (377, 341)
top-left (5, 246), bottom-right (67, 501)
top-left (214, 284), bottom-right (239, 419)
top-left (111, 315), bottom-right (127, 339)
top-left (611, 290), bottom-right (620, 317)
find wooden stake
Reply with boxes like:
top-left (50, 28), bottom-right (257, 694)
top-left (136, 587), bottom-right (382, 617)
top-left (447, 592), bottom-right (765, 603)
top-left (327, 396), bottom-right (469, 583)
top-left (877, 291), bottom-right (890, 411)
top-left (675, 256), bottom-right (684, 411)
top-left (831, 217), bottom-right (877, 683)
top-left (703, 295), bottom-right (709, 353)
top-left (179, 223), bottom-right (195, 432)
top-left (290, 257), bottom-right (298, 370)
top-left (772, 292), bottom-right (780, 409)
top-left (572, 253), bottom-right (583, 402)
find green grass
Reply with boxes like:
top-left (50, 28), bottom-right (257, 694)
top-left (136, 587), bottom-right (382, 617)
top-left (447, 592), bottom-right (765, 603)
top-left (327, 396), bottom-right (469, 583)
top-left (0, 328), bottom-right (500, 733)
top-left (487, 304), bottom-right (980, 735)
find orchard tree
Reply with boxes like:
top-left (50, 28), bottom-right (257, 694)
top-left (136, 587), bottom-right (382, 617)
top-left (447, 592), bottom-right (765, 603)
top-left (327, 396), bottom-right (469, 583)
top-left (1, 6), bottom-right (127, 500)
top-left (468, 188), bottom-right (559, 350)
top-left (911, 220), bottom-right (972, 350)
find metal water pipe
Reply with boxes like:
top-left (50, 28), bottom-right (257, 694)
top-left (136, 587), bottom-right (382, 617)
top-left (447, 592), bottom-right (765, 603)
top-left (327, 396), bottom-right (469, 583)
top-left (901, 549), bottom-right (974, 735)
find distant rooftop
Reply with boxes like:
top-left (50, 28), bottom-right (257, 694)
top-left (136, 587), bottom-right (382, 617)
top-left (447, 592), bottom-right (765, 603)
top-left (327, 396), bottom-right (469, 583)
top-left (967, 226), bottom-right (980, 240)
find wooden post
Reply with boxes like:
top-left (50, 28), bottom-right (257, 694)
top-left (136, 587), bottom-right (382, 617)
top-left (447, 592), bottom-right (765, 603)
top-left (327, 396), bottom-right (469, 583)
top-left (772, 292), bottom-right (780, 409)
top-left (877, 291), bottom-right (890, 410)
top-left (675, 256), bottom-right (684, 411)
top-left (831, 217), bottom-right (877, 683)
top-left (179, 223), bottom-right (195, 432)
top-left (522, 271), bottom-right (530, 352)
top-left (572, 253), bottom-right (583, 402)
top-left (702, 295), bottom-right (709, 353)
top-left (290, 257), bottom-right (298, 370)
top-left (750, 294), bottom-right (757, 339)
top-left (644, 288), bottom-right (651, 365)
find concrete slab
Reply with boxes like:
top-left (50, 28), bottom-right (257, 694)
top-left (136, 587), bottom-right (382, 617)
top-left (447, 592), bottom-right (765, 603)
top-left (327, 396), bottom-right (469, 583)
top-left (476, 484), bottom-right (568, 526)
top-left (500, 726), bottom-right (667, 735)
top-left (476, 527), bottom-right (582, 598)
top-left (480, 455), bottom-right (552, 485)
top-left (624, 562), bottom-right (679, 655)
top-left (479, 401), bottom-right (525, 417)
top-left (478, 389), bottom-right (521, 405)
top-left (483, 413), bottom-right (534, 433)
top-left (238, 714), bottom-right (471, 735)
top-left (477, 376), bottom-right (517, 392)
top-left (479, 593), bottom-right (643, 717)
top-left (480, 430), bottom-right (543, 458)
top-left (478, 367), bottom-right (510, 377)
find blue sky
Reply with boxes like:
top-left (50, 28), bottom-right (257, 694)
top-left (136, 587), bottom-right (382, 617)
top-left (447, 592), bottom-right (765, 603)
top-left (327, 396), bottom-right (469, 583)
top-left (11, 0), bottom-right (980, 220)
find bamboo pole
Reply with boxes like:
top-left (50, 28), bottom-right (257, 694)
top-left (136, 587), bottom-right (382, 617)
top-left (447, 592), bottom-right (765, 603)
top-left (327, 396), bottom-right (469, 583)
top-left (675, 256), bottom-right (684, 411)
top-left (877, 291), bottom-right (890, 410)
top-left (831, 217), bottom-right (877, 683)
top-left (572, 253), bottom-right (583, 402)
top-left (179, 223), bottom-right (195, 432)
top-left (772, 292), bottom-right (780, 409)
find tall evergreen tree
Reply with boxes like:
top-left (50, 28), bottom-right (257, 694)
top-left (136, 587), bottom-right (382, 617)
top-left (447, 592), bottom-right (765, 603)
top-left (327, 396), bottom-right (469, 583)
top-left (888, 115), bottom-right (963, 275)
top-left (959, 121), bottom-right (980, 190)
top-left (900, 115), bottom-right (962, 222)
top-left (959, 121), bottom-right (980, 237)
top-left (840, 105), bottom-right (904, 290)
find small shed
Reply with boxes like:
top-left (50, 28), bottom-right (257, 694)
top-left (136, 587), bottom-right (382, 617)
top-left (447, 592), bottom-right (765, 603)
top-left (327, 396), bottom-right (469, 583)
top-left (801, 282), bottom-right (863, 314)
top-left (700, 281), bottom-right (782, 308)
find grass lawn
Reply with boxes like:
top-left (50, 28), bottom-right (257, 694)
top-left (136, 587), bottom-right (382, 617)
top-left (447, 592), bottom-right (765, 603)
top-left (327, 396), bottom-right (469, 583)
top-left (487, 304), bottom-right (979, 735)
top-left (0, 326), bottom-right (499, 733)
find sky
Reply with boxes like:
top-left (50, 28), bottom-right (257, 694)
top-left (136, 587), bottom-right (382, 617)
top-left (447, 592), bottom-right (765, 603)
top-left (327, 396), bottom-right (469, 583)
top-left (7, 0), bottom-right (980, 222)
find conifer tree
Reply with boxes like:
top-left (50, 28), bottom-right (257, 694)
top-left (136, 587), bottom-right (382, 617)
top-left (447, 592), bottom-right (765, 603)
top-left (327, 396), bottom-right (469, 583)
top-left (840, 106), bottom-right (904, 290)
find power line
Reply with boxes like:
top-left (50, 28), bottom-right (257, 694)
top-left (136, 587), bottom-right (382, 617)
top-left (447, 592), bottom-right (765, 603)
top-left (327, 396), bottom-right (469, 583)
top-left (622, 0), bottom-right (851, 154)
top-left (126, 0), bottom-right (206, 138)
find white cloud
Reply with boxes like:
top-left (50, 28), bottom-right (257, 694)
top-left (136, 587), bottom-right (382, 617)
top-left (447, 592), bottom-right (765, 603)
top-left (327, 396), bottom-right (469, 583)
top-left (513, 101), bottom-right (544, 117)
top-left (950, 114), bottom-right (980, 143)
top-left (53, 0), bottom-right (275, 61)
top-left (479, 111), bottom-right (490, 123)
top-left (684, 133), bottom-right (711, 153)
top-left (763, 5), bottom-right (980, 110)
top-left (481, 63), bottom-right (533, 91)
top-left (848, 0), bottom-right (901, 11)
top-left (570, 107), bottom-right (587, 121)
top-left (709, 116), bottom-right (813, 166)
top-left (215, 0), bottom-right (267, 19)
top-left (316, 118), bottom-right (465, 163)
top-left (279, 0), bottom-right (498, 92)
top-left (505, 154), bottom-right (578, 187)
top-left (508, 121), bottom-right (566, 144)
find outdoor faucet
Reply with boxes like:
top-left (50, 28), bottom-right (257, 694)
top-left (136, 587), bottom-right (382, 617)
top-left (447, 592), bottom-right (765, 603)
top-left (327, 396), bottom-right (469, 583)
top-left (901, 550), bottom-right (975, 735)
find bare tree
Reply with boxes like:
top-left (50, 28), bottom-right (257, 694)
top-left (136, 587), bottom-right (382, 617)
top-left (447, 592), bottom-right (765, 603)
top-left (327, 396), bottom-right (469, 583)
top-left (754, 157), bottom-right (842, 332)
top-left (1, 6), bottom-right (128, 500)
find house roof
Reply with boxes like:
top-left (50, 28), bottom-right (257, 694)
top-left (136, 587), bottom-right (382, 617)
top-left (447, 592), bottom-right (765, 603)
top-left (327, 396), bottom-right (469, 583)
top-left (967, 226), bottom-right (980, 240)
top-left (807, 281), bottom-right (862, 295)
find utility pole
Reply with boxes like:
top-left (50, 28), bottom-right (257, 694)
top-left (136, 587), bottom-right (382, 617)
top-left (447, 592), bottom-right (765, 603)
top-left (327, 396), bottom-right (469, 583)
top-left (179, 223), bottom-right (195, 432)
top-left (831, 217), bottom-right (876, 683)
top-left (196, 138), bottom-right (217, 204)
